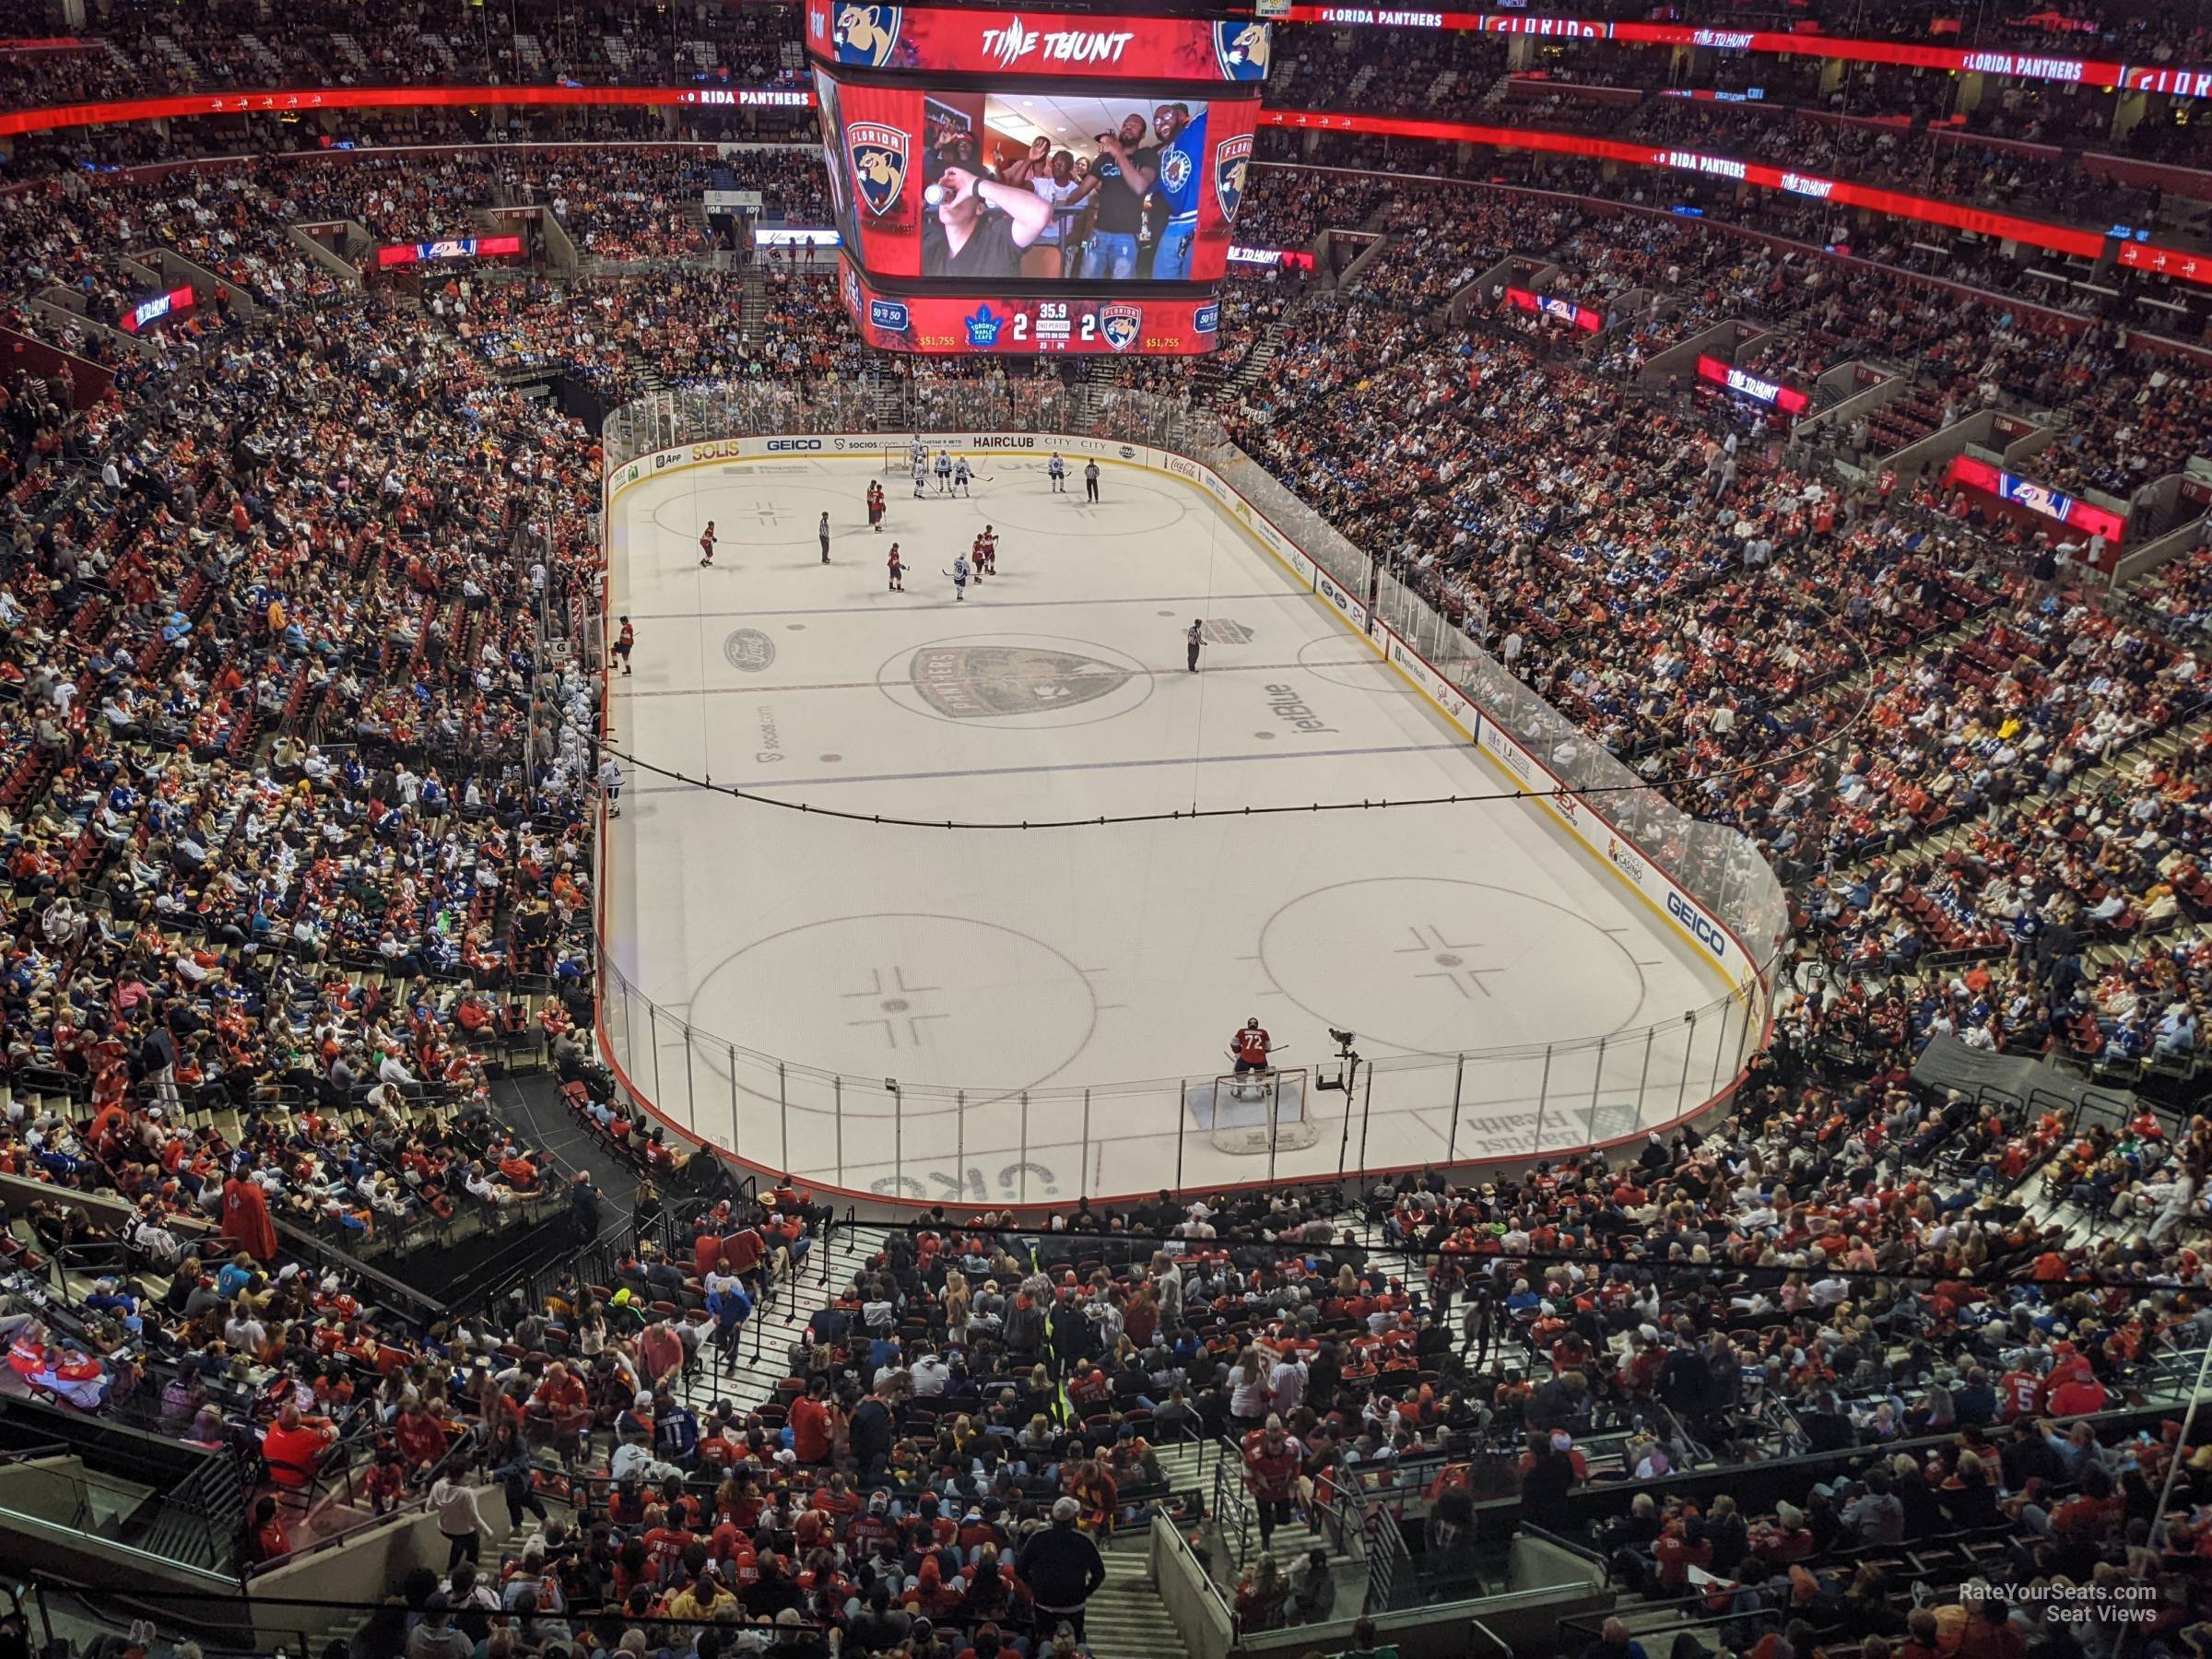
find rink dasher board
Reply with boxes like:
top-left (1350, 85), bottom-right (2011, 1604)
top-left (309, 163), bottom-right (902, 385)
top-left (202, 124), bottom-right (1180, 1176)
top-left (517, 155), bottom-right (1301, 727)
top-left (603, 430), bottom-right (1759, 1013)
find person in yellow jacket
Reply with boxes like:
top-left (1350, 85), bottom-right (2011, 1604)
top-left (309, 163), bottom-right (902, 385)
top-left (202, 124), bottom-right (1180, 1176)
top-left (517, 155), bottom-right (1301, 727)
top-left (667, 1567), bottom-right (738, 1622)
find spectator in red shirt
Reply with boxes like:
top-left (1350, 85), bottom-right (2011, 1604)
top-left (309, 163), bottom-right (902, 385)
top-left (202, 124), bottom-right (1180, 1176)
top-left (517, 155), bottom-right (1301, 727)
top-left (249, 1496), bottom-right (291, 1563)
top-left (2044, 1359), bottom-right (2108, 1417)
top-left (393, 1400), bottom-right (447, 1471)
top-left (1952, 1599), bottom-right (2028, 1659)
top-left (1653, 1515), bottom-right (1714, 1590)
top-left (1240, 1416), bottom-right (1304, 1547)
top-left (260, 1402), bottom-right (335, 1489)
top-left (1997, 1364), bottom-right (2044, 1421)
top-left (790, 1377), bottom-right (835, 1464)
top-left (530, 1360), bottom-right (592, 1460)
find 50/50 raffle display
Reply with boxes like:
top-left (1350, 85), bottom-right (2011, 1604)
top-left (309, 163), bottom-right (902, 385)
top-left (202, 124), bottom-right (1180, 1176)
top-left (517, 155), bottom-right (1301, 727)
top-left (806, 0), bottom-right (1267, 355)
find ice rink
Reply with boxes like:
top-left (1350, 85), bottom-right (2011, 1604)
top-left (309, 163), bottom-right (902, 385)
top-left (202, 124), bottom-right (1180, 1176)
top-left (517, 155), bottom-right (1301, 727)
top-left (600, 451), bottom-right (1737, 1203)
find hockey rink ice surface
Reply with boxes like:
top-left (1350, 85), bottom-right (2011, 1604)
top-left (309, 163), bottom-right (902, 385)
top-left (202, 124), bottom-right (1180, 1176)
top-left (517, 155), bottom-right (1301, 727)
top-left (603, 453), bottom-right (1733, 1202)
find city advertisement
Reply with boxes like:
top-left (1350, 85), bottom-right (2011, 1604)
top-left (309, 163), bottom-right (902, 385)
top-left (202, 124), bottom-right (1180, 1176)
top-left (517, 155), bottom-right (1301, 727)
top-left (804, 0), bottom-right (1273, 83)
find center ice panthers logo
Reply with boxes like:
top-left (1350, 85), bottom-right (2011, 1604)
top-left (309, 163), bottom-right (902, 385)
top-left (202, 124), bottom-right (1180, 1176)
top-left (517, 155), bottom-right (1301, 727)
top-left (847, 123), bottom-right (909, 216)
top-left (1214, 133), bottom-right (1253, 223)
top-left (832, 4), bottom-right (902, 65)
top-left (1213, 20), bottom-right (1271, 80)
top-left (911, 646), bottom-right (1131, 719)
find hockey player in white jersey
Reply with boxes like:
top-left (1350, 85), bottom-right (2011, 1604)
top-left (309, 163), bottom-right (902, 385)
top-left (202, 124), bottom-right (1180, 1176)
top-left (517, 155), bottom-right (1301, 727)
top-left (950, 553), bottom-right (971, 601)
top-left (952, 456), bottom-right (972, 497)
top-left (912, 456), bottom-right (928, 499)
top-left (1047, 453), bottom-right (1066, 492)
top-left (910, 436), bottom-right (927, 471)
top-left (935, 450), bottom-right (954, 494)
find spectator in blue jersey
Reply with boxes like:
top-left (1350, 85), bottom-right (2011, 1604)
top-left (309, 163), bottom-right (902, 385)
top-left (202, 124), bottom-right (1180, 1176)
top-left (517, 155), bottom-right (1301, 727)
top-left (653, 1389), bottom-right (700, 1465)
top-left (1149, 101), bottom-right (1209, 280)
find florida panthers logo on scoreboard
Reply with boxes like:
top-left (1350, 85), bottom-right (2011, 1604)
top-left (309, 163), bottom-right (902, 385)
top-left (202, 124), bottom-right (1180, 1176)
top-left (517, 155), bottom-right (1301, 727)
top-left (1100, 302), bottom-right (1142, 353)
top-left (832, 3), bottom-right (903, 65)
top-left (1213, 19), bottom-right (1272, 79)
top-left (1214, 133), bottom-right (1253, 222)
top-left (848, 124), bottom-right (910, 215)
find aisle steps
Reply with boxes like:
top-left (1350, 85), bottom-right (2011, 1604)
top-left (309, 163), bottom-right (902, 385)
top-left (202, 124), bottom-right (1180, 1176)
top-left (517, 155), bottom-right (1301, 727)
top-left (674, 1222), bottom-right (889, 1415)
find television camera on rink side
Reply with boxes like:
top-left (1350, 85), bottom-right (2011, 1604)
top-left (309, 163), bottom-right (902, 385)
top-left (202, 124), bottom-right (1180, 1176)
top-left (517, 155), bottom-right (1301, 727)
top-left (808, 0), bottom-right (1267, 357)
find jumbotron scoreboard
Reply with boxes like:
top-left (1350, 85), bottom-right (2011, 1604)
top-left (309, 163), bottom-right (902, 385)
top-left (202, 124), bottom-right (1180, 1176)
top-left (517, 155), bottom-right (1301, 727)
top-left (806, 0), bottom-right (1270, 356)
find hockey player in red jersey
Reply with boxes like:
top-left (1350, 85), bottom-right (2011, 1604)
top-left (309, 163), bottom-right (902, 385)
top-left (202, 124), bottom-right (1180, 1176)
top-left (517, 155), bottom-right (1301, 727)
top-left (1231, 1017), bottom-right (1272, 1075)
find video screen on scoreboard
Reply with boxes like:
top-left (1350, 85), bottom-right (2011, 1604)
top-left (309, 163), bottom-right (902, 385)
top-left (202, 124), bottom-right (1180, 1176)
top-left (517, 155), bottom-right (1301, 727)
top-left (817, 71), bottom-right (1255, 284)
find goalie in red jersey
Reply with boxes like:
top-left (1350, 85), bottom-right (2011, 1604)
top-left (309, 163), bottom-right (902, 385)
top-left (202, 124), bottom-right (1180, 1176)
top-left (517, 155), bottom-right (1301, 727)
top-left (1230, 1017), bottom-right (1273, 1076)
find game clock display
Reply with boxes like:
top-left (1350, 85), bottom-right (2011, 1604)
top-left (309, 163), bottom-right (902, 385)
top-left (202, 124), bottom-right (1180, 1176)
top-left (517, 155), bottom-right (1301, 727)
top-left (841, 256), bottom-right (1218, 355)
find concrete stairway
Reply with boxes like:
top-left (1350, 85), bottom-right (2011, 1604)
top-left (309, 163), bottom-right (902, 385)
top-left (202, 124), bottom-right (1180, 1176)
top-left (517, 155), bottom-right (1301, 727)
top-left (234, 33), bottom-right (287, 79)
top-left (672, 1221), bottom-right (888, 1416)
top-left (739, 264), bottom-right (768, 346)
top-left (1085, 1519), bottom-right (1189, 1659)
top-left (147, 34), bottom-right (199, 83)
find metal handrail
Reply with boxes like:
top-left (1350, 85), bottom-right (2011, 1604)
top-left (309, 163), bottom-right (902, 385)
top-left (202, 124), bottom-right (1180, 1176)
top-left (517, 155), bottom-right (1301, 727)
top-left (1360, 1498), bottom-right (1409, 1617)
top-left (1210, 1454), bottom-right (1259, 1576)
top-left (249, 1421), bottom-right (485, 1577)
top-left (0, 1442), bottom-right (72, 1465)
top-left (267, 1216), bottom-right (450, 1330)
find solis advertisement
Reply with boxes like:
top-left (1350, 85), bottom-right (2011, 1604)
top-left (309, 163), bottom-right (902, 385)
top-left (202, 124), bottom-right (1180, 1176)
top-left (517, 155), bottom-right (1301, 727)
top-left (839, 254), bottom-right (1220, 354)
top-left (818, 73), bottom-right (1259, 283)
top-left (804, 1), bottom-right (1273, 82)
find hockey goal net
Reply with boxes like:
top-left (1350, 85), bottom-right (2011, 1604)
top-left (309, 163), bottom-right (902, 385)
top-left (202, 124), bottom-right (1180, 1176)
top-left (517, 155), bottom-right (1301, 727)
top-left (1199, 1068), bottom-right (1317, 1157)
top-left (880, 443), bottom-right (913, 477)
